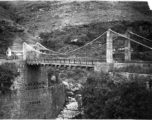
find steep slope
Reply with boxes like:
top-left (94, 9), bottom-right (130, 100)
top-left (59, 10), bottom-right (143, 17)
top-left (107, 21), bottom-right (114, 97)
top-left (15, 1), bottom-right (152, 35)
top-left (0, 2), bottom-right (38, 55)
top-left (1, 1), bottom-right (152, 57)
top-left (14, 1), bottom-right (152, 56)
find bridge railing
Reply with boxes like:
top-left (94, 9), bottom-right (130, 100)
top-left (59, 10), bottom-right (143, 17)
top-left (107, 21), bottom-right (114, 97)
top-left (27, 58), bottom-right (106, 65)
top-left (43, 58), bottom-right (106, 65)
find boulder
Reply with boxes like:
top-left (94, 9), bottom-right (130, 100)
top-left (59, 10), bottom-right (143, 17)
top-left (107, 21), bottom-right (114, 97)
top-left (68, 97), bottom-right (76, 102)
top-left (75, 94), bottom-right (82, 111)
top-left (66, 102), bottom-right (78, 111)
top-left (62, 81), bottom-right (70, 90)
top-left (51, 75), bottom-right (56, 82)
top-left (66, 91), bottom-right (74, 97)
top-left (71, 83), bottom-right (84, 92)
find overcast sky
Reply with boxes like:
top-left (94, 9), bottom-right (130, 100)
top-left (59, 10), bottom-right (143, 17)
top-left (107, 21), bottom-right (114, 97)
top-left (147, 0), bottom-right (152, 9)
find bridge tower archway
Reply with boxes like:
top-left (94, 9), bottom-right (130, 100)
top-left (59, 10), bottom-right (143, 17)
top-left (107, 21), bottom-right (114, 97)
top-left (124, 27), bottom-right (132, 62)
top-left (23, 42), bottom-right (41, 61)
top-left (106, 28), bottom-right (132, 63)
top-left (106, 29), bottom-right (113, 63)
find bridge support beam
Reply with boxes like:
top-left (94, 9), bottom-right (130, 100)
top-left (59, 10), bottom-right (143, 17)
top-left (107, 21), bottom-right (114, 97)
top-left (125, 28), bottom-right (131, 61)
top-left (23, 42), bottom-right (27, 60)
top-left (106, 29), bottom-right (113, 63)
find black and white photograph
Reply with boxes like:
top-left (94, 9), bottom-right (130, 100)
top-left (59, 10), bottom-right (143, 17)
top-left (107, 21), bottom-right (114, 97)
top-left (0, 0), bottom-right (152, 119)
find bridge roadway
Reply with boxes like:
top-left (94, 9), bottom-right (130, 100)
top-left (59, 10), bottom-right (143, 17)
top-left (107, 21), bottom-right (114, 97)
top-left (0, 59), bottom-right (21, 64)
top-left (26, 58), bottom-right (105, 68)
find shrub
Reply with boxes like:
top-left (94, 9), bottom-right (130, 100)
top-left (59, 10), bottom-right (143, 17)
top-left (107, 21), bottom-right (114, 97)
top-left (81, 72), bottom-right (152, 119)
top-left (0, 63), bottom-right (19, 93)
top-left (0, 2), bottom-right (12, 10)
top-left (48, 68), bottom-right (61, 86)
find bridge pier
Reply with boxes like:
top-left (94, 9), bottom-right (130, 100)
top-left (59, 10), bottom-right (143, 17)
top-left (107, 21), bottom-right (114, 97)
top-left (60, 65), bottom-right (64, 68)
top-left (71, 66), bottom-right (76, 70)
top-left (48, 64), bottom-right (52, 67)
top-left (76, 66), bottom-right (81, 69)
top-left (125, 28), bottom-right (131, 61)
top-left (56, 65), bottom-right (61, 68)
top-left (63, 65), bottom-right (69, 70)
top-left (86, 66), bottom-right (94, 71)
top-left (52, 65), bottom-right (55, 68)
top-left (16, 62), bottom-right (66, 119)
top-left (106, 29), bottom-right (113, 63)
top-left (81, 66), bottom-right (86, 70)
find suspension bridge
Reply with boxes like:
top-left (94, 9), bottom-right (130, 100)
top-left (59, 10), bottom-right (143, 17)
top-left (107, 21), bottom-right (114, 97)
top-left (1, 28), bottom-right (152, 119)
top-left (19, 28), bottom-right (152, 70)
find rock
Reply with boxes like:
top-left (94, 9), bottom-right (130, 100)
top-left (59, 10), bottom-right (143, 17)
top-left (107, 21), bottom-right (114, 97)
top-left (71, 83), bottom-right (84, 92)
top-left (56, 82), bottom-right (83, 119)
top-left (66, 102), bottom-right (78, 111)
top-left (75, 94), bottom-right (82, 111)
top-left (56, 101), bottom-right (79, 119)
top-left (51, 75), bottom-right (56, 82)
top-left (76, 83), bottom-right (84, 89)
top-left (58, 109), bottom-right (79, 119)
top-left (71, 39), bottom-right (78, 43)
top-left (62, 81), bottom-right (70, 90)
top-left (39, 8), bottom-right (44, 12)
top-left (68, 97), bottom-right (76, 102)
top-left (66, 91), bottom-right (74, 97)
top-left (71, 87), bottom-right (79, 92)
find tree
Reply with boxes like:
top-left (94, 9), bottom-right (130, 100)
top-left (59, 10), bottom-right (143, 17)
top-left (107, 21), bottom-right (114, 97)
top-left (0, 63), bottom-right (19, 93)
top-left (81, 72), bottom-right (152, 119)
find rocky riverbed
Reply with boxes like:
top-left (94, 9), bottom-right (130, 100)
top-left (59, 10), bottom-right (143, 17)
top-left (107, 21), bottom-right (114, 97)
top-left (56, 81), bottom-right (83, 119)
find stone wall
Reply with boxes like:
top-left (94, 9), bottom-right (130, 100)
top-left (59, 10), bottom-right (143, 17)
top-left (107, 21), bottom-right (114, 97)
top-left (0, 61), bottom-right (66, 119)
top-left (114, 72), bottom-right (152, 80)
top-left (94, 62), bottom-right (113, 72)
top-left (94, 62), bottom-right (152, 74)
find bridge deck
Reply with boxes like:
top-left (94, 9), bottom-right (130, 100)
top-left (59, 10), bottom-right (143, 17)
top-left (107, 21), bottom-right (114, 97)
top-left (26, 59), bottom-right (105, 67)
top-left (0, 59), bottom-right (21, 64)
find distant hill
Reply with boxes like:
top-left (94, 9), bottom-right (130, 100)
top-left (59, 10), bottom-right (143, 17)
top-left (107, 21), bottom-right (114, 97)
top-left (0, 2), bottom-right (38, 55)
top-left (0, 1), bottom-right (152, 56)
top-left (14, 1), bottom-right (152, 35)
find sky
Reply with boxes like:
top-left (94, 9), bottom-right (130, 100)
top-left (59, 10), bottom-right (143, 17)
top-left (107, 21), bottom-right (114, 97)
top-left (148, 0), bottom-right (152, 9)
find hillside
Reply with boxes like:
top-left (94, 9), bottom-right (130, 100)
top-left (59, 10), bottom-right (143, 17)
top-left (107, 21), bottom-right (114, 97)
top-left (14, 1), bottom-right (152, 34)
top-left (0, 2), bottom-right (38, 55)
top-left (0, 1), bottom-right (152, 56)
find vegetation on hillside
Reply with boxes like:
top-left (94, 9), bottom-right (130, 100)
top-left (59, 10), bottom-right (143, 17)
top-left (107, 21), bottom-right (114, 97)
top-left (113, 64), bottom-right (152, 74)
top-left (0, 2), bottom-right (37, 55)
top-left (0, 2), bottom-right (13, 55)
top-left (39, 22), bottom-right (107, 51)
top-left (1, 1), bottom-right (152, 57)
top-left (81, 72), bottom-right (152, 119)
top-left (0, 63), bottom-right (19, 93)
top-left (0, 19), bottom-right (25, 55)
top-left (39, 20), bottom-right (152, 60)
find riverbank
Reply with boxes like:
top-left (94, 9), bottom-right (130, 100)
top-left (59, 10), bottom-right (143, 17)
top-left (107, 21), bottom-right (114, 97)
top-left (56, 81), bottom-right (83, 119)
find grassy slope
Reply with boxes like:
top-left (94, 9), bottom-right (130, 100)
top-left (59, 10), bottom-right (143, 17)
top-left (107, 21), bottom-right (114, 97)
top-left (15, 1), bottom-right (152, 35)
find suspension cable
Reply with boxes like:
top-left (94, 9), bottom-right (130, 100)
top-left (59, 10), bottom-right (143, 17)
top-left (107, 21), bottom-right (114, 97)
top-left (128, 31), bottom-right (152, 43)
top-left (65, 35), bottom-right (116, 56)
top-left (110, 29), bottom-right (152, 50)
top-left (23, 42), bottom-right (59, 55)
top-left (36, 42), bottom-right (65, 55)
top-left (35, 30), bottom-right (107, 55)
top-left (64, 30), bottom-right (108, 54)
top-left (69, 43), bottom-right (106, 56)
